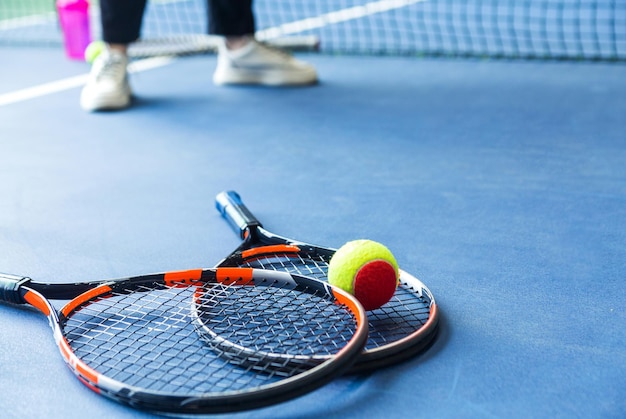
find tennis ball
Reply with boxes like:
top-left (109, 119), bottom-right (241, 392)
top-left (328, 239), bottom-right (399, 311)
top-left (84, 40), bottom-right (105, 63)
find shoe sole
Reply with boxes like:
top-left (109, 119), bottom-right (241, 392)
top-left (80, 90), bottom-right (132, 112)
top-left (213, 68), bottom-right (317, 86)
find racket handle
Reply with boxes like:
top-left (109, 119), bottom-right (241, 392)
top-left (215, 191), bottom-right (262, 239)
top-left (0, 273), bottom-right (30, 304)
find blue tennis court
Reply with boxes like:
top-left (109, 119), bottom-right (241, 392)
top-left (1, 1), bottom-right (625, 418)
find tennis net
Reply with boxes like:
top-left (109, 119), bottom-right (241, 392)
top-left (1, 0), bottom-right (624, 61)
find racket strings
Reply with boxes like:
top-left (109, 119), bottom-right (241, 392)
top-left (61, 280), bottom-right (360, 395)
top-left (233, 252), bottom-right (434, 350)
top-left (194, 282), bottom-right (359, 375)
top-left (241, 253), bottom-right (330, 281)
top-left (63, 285), bottom-right (283, 394)
top-left (365, 286), bottom-right (432, 345)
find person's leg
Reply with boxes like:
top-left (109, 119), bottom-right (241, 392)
top-left (208, 0), bottom-right (255, 37)
top-left (101, 0), bottom-right (147, 50)
top-left (209, 0), bottom-right (317, 86)
top-left (81, 0), bottom-right (147, 111)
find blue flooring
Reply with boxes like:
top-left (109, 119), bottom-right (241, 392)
top-left (0, 46), bottom-right (625, 418)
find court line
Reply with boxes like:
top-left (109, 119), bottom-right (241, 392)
top-left (0, 56), bottom-right (174, 107)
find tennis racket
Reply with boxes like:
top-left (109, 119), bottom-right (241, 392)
top-left (214, 191), bottom-right (439, 373)
top-left (0, 267), bottom-right (367, 414)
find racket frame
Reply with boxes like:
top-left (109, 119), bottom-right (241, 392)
top-left (0, 268), bottom-right (368, 413)
top-left (215, 190), bottom-right (440, 372)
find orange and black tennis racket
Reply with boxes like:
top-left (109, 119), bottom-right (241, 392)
top-left (215, 191), bottom-right (439, 373)
top-left (0, 267), bottom-right (367, 414)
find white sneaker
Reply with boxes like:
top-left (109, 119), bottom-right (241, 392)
top-left (80, 48), bottom-right (132, 111)
top-left (213, 37), bottom-right (317, 86)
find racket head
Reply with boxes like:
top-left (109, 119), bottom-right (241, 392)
top-left (215, 191), bottom-right (440, 372)
top-left (1, 268), bottom-right (367, 414)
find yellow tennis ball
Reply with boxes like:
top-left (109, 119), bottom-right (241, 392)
top-left (328, 239), bottom-right (399, 311)
top-left (84, 40), bottom-right (105, 63)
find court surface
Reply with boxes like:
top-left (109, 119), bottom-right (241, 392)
top-left (1, 38), bottom-right (625, 418)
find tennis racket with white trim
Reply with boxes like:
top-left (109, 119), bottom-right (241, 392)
top-left (215, 191), bottom-right (439, 373)
top-left (0, 267), bottom-right (367, 414)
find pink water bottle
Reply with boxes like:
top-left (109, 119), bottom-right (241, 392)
top-left (57, 0), bottom-right (92, 60)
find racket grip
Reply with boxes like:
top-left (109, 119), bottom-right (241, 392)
top-left (0, 273), bottom-right (30, 304)
top-left (215, 191), bottom-right (262, 239)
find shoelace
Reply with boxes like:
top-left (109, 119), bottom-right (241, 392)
top-left (254, 40), bottom-right (294, 61)
top-left (95, 55), bottom-right (126, 81)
